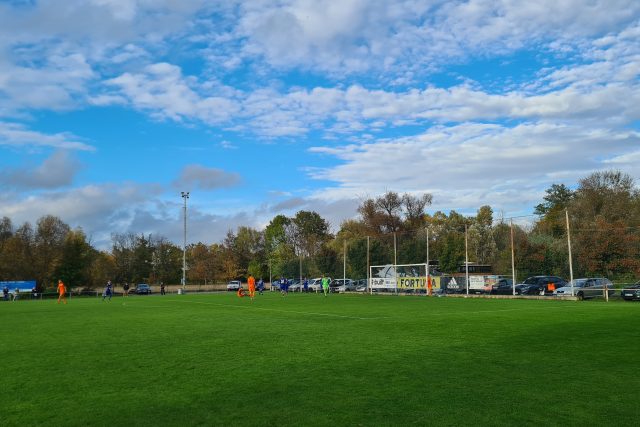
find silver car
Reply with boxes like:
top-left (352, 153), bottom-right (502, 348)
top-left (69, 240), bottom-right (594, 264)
top-left (288, 280), bottom-right (302, 292)
top-left (554, 278), bottom-right (614, 300)
top-left (334, 279), bottom-right (356, 293)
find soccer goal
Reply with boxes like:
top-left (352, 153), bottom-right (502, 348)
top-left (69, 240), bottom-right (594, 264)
top-left (369, 263), bottom-right (428, 294)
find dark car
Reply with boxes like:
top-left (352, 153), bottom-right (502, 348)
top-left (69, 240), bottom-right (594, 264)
top-left (621, 282), bottom-right (640, 301)
top-left (134, 284), bottom-right (152, 295)
top-left (490, 278), bottom-right (514, 295)
top-left (516, 276), bottom-right (567, 295)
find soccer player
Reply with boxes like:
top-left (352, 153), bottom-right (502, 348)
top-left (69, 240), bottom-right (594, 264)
top-left (57, 280), bottom-right (67, 304)
top-left (257, 278), bottom-right (265, 295)
top-left (236, 287), bottom-right (246, 298)
top-left (102, 280), bottom-right (113, 302)
top-left (280, 277), bottom-right (288, 296)
top-left (322, 274), bottom-right (330, 297)
top-left (247, 274), bottom-right (256, 301)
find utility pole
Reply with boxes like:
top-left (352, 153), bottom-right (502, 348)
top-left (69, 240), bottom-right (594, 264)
top-left (566, 209), bottom-right (574, 296)
top-left (181, 191), bottom-right (189, 289)
top-left (367, 236), bottom-right (370, 294)
top-left (465, 224), bottom-right (469, 296)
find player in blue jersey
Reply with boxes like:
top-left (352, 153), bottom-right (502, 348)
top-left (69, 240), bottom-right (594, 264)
top-left (102, 280), bottom-right (113, 301)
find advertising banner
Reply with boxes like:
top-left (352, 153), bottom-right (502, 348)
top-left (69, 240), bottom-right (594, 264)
top-left (0, 280), bottom-right (36, 292)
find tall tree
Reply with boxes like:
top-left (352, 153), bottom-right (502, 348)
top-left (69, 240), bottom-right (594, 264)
top-left (288, 210), bottom-right (331, 257)
top-left (402, 193), bottom-right (433, 230)
top-left (469, 205), bottom-right (496, 264)
top-left (53, 229), bottom-right (95, 289)
top-left (34, 215), bottom-right (70, 288)
top-left (534, 184), bottom-right (574, 216)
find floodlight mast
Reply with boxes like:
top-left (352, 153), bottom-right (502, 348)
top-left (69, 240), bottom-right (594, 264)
top-left (181, 191), bottom-right (190, 289)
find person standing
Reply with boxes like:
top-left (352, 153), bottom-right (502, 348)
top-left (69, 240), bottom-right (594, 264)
top-left (247, 274), bottom-right (256, 301)
top-left (160, 283), bottom-right (166, 295)
top-left (57, 280), bottom-right (67, 304)
top-left (322, 274), bottom-right (330, 297)
top-left (303, 277), bottom-right (308, 293)
top-left (257, 278), bottom-right (265, 295)
top-left (123, 282), bottom-right (130, 297)
top-left (13, 288), bottom-right (19, 302)
top-left (102, 280), bottom-right (113, 302)
top-left (3, 285), bottom-right (9, 301)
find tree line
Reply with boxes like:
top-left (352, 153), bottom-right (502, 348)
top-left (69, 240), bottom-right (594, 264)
top-left (1, 170), bottom-right (638, 291)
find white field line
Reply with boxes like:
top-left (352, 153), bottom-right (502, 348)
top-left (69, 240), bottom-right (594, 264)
top-left (426, 307), bottom-right (571, 316)
top-left (170, 299), bottom-right (388, 320)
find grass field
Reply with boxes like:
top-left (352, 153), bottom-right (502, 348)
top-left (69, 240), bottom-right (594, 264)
top-left (1, 292), bottom-right (638, 426)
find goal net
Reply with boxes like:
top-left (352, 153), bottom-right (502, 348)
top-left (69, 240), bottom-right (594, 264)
top-left (369, 263), bottom-right (428, 293)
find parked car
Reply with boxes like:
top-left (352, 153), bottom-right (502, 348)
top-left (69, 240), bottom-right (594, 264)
top-left (308, 277), bottom-right (332, 292)
top-left (621, 281), bottom-right (640, 301)
top-left (355, 280), bottom-right (368, 292)
top-left (516, 276), bottom-right (567, 295)
top-left (334, 279), bottom-right (356, 293)
top-left (490, 278), bottom-right (514, 295)
top-left (288, 279), bottom-right (302, 292)
top-left (226, 280), bottom-right (241, 291)
top-left (134, 284), bottom-right (152, 295)
top-left (554, 278), bottom-right (614, 300)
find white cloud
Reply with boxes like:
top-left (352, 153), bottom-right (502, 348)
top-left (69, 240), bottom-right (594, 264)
top-left (0, 52), bottom-right (95, 112)
top-left (232, 0), bottom-right (640, 75)
top-left (0, 122), bottom-right (94, 150)
top-left (101, 18), bottom-right (640, 137)
top-left (307, 122), bottom-right (640, 214)
top-left (105, 63), bottom-right (241, 124)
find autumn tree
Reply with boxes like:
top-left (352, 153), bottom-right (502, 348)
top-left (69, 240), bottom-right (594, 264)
top-left (53, 228), bottom-right (95, 289)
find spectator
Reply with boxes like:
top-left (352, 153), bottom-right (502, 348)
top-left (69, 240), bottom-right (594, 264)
top-left (13, 288), bottom-right (19, 301)
top-left (160, 283), bottom-right (166, 295)
top-left (31, 287), bottom-right (38, 299)
top-left (2, 286), bottom-right (8, 301)
top-left (547, 282), bottom-right (556, 294)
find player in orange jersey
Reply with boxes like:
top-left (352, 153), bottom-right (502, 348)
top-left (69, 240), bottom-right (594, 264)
top-left (247, 274), bottom-right (256, 301)
top-left (57, 279), bottom-right (67, 304)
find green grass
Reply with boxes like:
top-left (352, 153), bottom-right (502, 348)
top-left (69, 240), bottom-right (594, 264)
top-left (1, 292), bottom-right (638, 426)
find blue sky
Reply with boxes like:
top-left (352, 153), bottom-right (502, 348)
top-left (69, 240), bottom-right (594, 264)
top-left (1, 0), bottom-right (639, 249)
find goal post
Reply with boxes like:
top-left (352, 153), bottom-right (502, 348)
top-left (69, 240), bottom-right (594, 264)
top-left (369, 263), bottom-right (429, 294)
